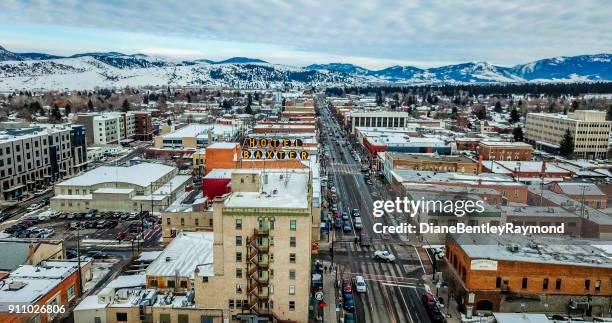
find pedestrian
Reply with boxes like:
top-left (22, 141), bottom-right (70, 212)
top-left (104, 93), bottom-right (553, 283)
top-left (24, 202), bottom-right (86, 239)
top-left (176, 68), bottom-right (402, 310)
top-left (324, 265), bottom-right (327, 273)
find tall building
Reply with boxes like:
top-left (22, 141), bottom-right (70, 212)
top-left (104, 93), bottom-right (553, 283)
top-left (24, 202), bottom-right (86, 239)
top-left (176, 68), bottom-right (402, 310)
top-left (525, 110), bottom-right (611, 159)
top-left (0, 125), bottom-right (83, 200)
top-left (76, 112), bottom-right (136, 145)
top-left (196, 169), bottom-right (313, 322)
top-left (133, 111), bottom-right (154, 141)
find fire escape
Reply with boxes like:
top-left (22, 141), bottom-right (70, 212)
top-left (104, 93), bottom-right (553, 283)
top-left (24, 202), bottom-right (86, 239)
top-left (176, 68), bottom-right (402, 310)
top-left (246, 227), bottom-right (294, 323)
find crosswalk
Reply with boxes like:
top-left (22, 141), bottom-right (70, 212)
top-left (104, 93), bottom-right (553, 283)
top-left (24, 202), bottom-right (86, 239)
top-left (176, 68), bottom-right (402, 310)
top-left (332, 242), bottom-right (431, 323)
top-left (329, 163), bottom-right (360, 174)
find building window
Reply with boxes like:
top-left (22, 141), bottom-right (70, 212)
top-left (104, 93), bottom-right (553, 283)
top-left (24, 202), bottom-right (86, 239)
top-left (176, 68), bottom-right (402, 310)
top-left (585, 279), bottom-right (591, 290)
top-left (289, 270), bottom-right (296, 280)
top-left (236, 284), bottom-right (242, 293)
top-left (521, 278), bottom-right (528, 289)
top-left (555, 279), bottom-right (562, 290)
top-left (542, 278), bottom-right (549, 290)
top-left (166, 218), bottom-right (171, 225)
top-left (202, 277), bottom-right (208, 283)
top-left (151, 279), bottom-right (158, 287)
top-left (595, 280), bottom-right (601, 291)
top-left (495, 277), bottom-right (501, 288)
top-left (236, 252), bottom-right (242, 262)
top-left (116, 313), bottom-right (128, 322)
top-left (181, 218), bottom-right (185, 225)
top-left (290, 220), bottom-right (296, 231)
top-left (236, 268), bottom-right (243, 278)
top-left (180, 280), bottom-right (188, 288)
top-left (289, 301), bottom-right (295, 311)
top-left (290, 237), bottom-right (296, 247)
top-left (67, 284), bottom-right (75, 300)
top-left (289, 285), bottom-right (295, 295)
top-left (195, 218), bottom-right (199, 226)
top-left (168, 280), bottom-right (175, 288)
top-left (229, 299), bottom-right (235, 309)
top-left (235, 219), bottom-right (242, 229)
top-left (289, 253), bottom-right (296, 263)
top-left (236, 236), bottom-right (243, 246)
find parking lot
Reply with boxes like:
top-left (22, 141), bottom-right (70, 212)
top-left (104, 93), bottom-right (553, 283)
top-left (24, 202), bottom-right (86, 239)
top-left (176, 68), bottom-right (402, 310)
top-left (1, 208), bottom-right (161, 245)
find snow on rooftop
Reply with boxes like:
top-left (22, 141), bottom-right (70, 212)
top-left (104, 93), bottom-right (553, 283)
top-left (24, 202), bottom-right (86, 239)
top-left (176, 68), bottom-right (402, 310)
top-left (146, 232), bottom-right (214, 278)
top-left (57, 163), bottom-right (175, 187)
top-left (105, 274), bottom-right (146, 289)
top-left (207, 142), bottom-right (238, 149)
top-left (224, 169), bottom-right (310, 209)
top-left (454, 233), bottom-right (612, 268)
top-left (137, 251), bottom-right (162, 262)
top-left (162, 124), bottom-right (236, 139)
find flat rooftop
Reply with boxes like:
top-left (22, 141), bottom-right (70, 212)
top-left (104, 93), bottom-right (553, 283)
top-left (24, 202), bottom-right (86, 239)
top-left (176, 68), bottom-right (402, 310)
top-left (387, 152), bottom-right (474, 163)
top-left (452, 233), bottom-right (612, 268)
top-left (162, 124), bottom-right (236, 139)
top-left (57, 163), bottom-right (175, 187)
top-left (224, 169), bottom-right (310, 209)
top-left (146, 232), bottom-right (214, 278)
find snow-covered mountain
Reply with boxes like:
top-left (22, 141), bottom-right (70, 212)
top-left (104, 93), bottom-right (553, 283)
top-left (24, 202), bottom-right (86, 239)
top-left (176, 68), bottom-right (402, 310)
top-left (0, 54), bottom-right (356, 91)
top-left (0, 45), bottom-right (611, 90)
top-left (306, 55), bottom-right (612, 84)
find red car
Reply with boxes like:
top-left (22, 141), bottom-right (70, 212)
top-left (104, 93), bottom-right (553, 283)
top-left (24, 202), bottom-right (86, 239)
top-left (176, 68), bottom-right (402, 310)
top-left (342, 278), bottom-right (352, 294)
top-left (333, 211), bottom-right (341, 218)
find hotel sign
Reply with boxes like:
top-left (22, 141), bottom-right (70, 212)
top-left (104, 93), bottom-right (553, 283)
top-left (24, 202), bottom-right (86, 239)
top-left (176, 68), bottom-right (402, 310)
top-left (242, 138), bottom-right (310, 160)
top-left (470, 259), bottom-right (498, 271)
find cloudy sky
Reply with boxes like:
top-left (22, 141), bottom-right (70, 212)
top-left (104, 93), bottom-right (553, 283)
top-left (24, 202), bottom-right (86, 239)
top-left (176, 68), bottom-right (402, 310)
top-left (0, 0), bottom-right (610, 69)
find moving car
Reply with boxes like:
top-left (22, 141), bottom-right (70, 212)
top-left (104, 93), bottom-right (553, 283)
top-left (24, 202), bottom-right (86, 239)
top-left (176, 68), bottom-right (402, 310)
top-left (354, 276), bottom-right (367, 293)
top-left (354, 217), bottom-right (362, 230)
top-left (344, 313), bottom-right (356, 323)
top-left (359, 234), bottom-right (371, 247)
top-left (351, 209), bottom-right (360, 217)
top-left (374, 250), bottom-right (396, 262)
top-left (341, 212), bottom-right (349, 220)
top-left (342, 278), bottom-right (352, 294)
top-left (343, 220), bottom-right (352, 232)
top-left (26, 203), bottom-right (41, 211)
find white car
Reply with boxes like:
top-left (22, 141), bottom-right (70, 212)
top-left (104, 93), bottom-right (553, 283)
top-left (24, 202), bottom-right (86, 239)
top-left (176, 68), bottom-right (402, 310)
top-left (354, 276), bottom-right (367, 293)
top-left (330, 187), bottom-right (337, 194)
top-left (374, 250), bottom-right (396, 262)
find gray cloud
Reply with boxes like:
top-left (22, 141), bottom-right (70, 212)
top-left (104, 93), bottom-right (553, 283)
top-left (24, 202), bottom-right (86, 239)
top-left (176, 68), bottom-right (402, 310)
top-left (1, 0), bottom-right (611, 66)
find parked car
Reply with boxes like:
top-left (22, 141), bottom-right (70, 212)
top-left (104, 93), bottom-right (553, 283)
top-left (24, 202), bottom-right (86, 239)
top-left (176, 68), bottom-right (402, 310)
top-left (65, 249), bottom-right (78, 259)
top-left (342, 278), bottom-right (352, 294)
top-left (374, 250), bottom-right (396, 262)
top-left (95, 220), bottom-right (107, 229)
top-left (26, 203), bottom-right (41, 211)
top-left (39, 228), bottom-right (55, 238)
top-left (354, 276), bottom-right (367, 293)
top-left (334, 218), bottom-right (343, 229)
top-left (68, 222), bottom-right (81, 230)
top-left (87, 250), bottom-right (108, 259)
top-left (342, 293), bottom-right (355, 312)
top-left (0, 212), bottom-right (8, 222)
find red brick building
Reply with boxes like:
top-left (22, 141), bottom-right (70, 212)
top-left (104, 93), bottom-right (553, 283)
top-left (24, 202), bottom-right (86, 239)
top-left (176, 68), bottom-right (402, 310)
top-left (477, 142), bottom-right (533, 161)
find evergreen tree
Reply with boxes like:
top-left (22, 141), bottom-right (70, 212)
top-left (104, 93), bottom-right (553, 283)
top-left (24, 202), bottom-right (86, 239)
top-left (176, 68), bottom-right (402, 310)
top-left (121, 99), bottom-right (130, 112)
top-left (87, 99), bottom-right (94, 111)
top-left (509, 107), bottom-right (520, 123)
top-left (559, 129), bottom-right (575, 158)
top-left (571, 100), bottom-right (579, 111)
top-left (143, 95), bottom-right (149, 105)
top-left (475, 106), bottom-right (487, 120)
top-left (375, 90), bottom-right (383, 106)
top-left (512, 126), bottom-right (524, 142)
top-left (494, 101), bottom-right (502, 113)
top-left (51, 104), bottom-right (62, 122)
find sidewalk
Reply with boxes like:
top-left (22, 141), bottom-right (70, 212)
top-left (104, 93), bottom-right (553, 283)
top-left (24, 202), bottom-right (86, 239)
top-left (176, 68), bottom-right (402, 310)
top-left (316, 258), bottom-right (338, 323)
top-left (422, 274), bottom-right (462, 323)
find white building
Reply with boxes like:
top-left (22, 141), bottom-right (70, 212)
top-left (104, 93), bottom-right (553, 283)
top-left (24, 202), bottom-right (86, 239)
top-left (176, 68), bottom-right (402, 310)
top-left (525, 110), bottom-right (611, 159)
top-left (349, 111), bottom-right (410, 134)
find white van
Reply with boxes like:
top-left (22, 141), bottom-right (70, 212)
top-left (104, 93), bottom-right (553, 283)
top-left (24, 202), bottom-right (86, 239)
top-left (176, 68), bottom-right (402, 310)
top-left (354, 276), bottom-right (367, 293)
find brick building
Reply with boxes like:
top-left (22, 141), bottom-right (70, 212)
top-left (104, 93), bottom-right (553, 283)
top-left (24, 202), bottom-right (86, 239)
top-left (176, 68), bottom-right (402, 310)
top-left (444, 234), bottom-right (612, 317)
top-left (477, 141), bottom-right (533, 161)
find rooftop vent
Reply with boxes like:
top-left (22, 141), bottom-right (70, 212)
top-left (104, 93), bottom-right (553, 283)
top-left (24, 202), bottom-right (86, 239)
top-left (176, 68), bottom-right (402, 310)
top-left (165, 257), bottom-right (172, 262)
top-left (8, 281), bottom-right (26, 291)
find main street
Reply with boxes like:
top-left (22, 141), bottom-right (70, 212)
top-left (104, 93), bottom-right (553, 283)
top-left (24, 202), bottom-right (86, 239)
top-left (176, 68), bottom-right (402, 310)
top-left (318, 104), bottom-right (433, 323)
